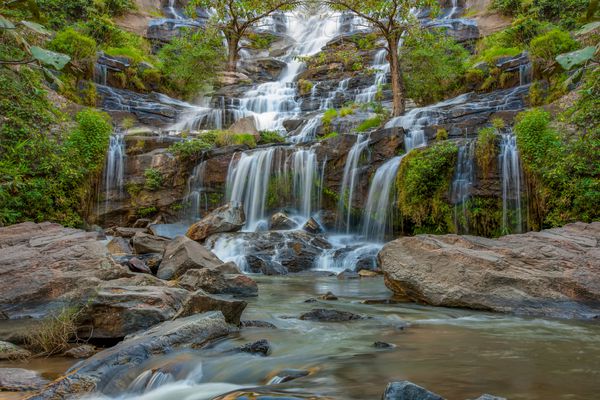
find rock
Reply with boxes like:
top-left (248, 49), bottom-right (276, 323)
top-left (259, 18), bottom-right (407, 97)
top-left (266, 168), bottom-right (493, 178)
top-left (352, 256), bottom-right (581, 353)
top-left (359, 269), bottom-right (379, 277)
top-left (107, 226), bottom-right (146, 238)
top-left (0, 341), bottom-right (30, 360)
top-left (132, 232), bottom-right (169, 254)
top-left (320, 291), bottom-right (338, 300)
top-left (157, 236), bottom-right (223, 280)
top-left (270, 212), bottom-right (297, 230)
top-left (374, 341), bottom-right (395, 349)
top-left (214, 261), bottom-right (243, 274)
top-left (128, 257), bottom-right (152, 274)
top-left (229, 116), bottom-right (259, 136)
top-left (31, 312), bottom-right (233, 399)
top-left (240, 320), bottom-right (277, 329)
top-left (106, 237), bottom-right (133, 255)
top-left (0, 368), bottom-right (48, 391)
top-left (382, 381), bottom-right (445, 400)
top-left (283, 119), bottom-right (304, 132)
top-left (471, 396), bottom-right (507, 400)
top-left (0, 222), bottom-right (130, 319)
top-left (173, 290), bottom-right (247, 325)
top-left (299, 308), bottom-right (365, 322)
top-left (217, 71), bottom-right (252, 86)
top-left (302, 217), bottom-right (323, 234)
top-left (268, 369), bottom-right (309, 384)
top-left (64, 344), bottom-right (97, 359)
top-left (362, 299), bottom-right (401, 305)
top-left (337, 269), bottom-right (360, 280)
top-left (186, 203), bottom-right (246, 242)
top-left (235, 339), bottom-right (271, 356)
top-left (380, 222), bottom-right (600, 319)
top-left (178, 268), bottom-right (258, 296)
top-left (0, 311), bottom-right (7, 320)
top-left (147, 223), bottom-right (188, 239)
top-left (133, 218), bottom-right (152, 228)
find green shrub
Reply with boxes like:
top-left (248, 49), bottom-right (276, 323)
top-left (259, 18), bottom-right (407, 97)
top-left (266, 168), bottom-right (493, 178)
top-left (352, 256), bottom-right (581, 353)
top-left (104, 46), bottom-right (145, 63)
top-left (478, 46), bottom-right (522, 64)
top-left (137, 206), bottom-right (157, 217)
top-left (528, 81), bottom-right (546, 106)
top-left (67, 109), bottom-right (112, 172)
top-left (339, 106), bottom-right (355, 117)
top-left (48, 28), bottom-right (97, 60)
top-left (297, 79), bottom-right (313, 96)
top-left (259, 130), bottom-right (285, 144)
top-left (436, 128), bottom-right (448, 141)
top-left (356, 115), bottom-right (383, 132)
top-left (214, 131), bottom-right (256, 148)
top-left (475, 127), bottom-right (498, 177)
top-left (319, 131), bottom-right (339, 141)
top-left (144, 168), bottom-right (163, 191)
top-left (168, 138), bottom-right (213, 159)
top-left (322, 109), bottom-right (338, 125)
top-left (529, 29), bottom-right (579, 62)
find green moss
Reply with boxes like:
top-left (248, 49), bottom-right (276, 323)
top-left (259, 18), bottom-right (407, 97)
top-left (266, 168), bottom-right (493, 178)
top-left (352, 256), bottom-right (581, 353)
top-left (297, 79), bottom-right (313, 96)
top-left (356, 115), bottom-right (383, 132)
top-left (339, 106), bottom-right (355, 117)
top-left (321, 108), bottom-right (338, 134)
top-left (137, 206), bottom-right (157, 217)
top-left (168, 138), bottom-right (213, 159)
top-left (319, 131), bottom-right (339, 141)
top-left (475, 127), bottom-right (498, 178)
top-left (435, 128), bottom-right (448, 141)
top-left (465, 197), bottom-right (504, 237)
top-left (214, 131), bottom-right (256, 148)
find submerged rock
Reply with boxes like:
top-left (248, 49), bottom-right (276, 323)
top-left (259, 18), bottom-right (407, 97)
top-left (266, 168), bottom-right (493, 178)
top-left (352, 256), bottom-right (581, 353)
top-left (157, 236), bottom-right (223, 280)
top-left (240, 320), bottom-right (277, 329)
top-left (186, 203), bottom-right (245, 242)
top-left (373, 341), bottom-right (395, 349)
top-left (235, 339), bottom-right (271, 356)
top-left (268, 369), bottom-right (310, 384)
top-left (30, 312), bottom-right (233, 399)
top-left (382, 381), bottom-right (445, 400)
top-left (299, 308), bottom-right (365, 322)
top-left (320, 291), bottom-right (338, 300)
top-left (302, 217), bottom-right (323, 234)
top-left (337, 269), bottom-right (360, 280)
top-left (379, 222), bottom-right (600, 319)
top-left (0, 368), bottom-right (48, 391)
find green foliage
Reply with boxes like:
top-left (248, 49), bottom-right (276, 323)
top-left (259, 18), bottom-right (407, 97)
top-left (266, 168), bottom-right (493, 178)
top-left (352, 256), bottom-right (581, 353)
top-left (356, 115), bottom-right (383, 132)
top-left (565, 67), bottom-right (600, 129)
top-left (529, 29), bottom-right (579, 63)
top-left (144, 168), bottom-right (163, 191)
top-left (492, 0), bottom-right (591, 29)
top-left (339, 106), bottom-right (355, 117)
top-left (321, 108), bottom-right (338, 134)
top-left (66, 109), bottom-right (112, 172)
top-left (158, 27), bottom-right (224, 99)
top-left (246, 31), bottom-right (277, 49)
top-left (435, 128), bottom-right (448, 141)
top-left (137, 206), bottom-right (157, 217)
top-left (48, 28), bottom-right (96, 60)
top-left (352, 32), bottom-right (379, 50)
top-left (168, 138), bottom-right (213, 159)
top-left (402, 29), bottom-right (469, 106)
top-left (478, 46), bottom-right (522, 64)
top-left (515, 108), bottom-right (599, 228)
top-left (214, 131), bottom-right (256, 148)
top-left (396, 141), bottom-right (458, 233)
top-left (259, 130), bottom-right (284, 144)
top-left (297, 79), bottom-right (313, 96)
top-left (319, 131), bottom-right (339, 141)
top-left (36, 0), bottom-right (134, 29)
top-left (475, 127), bottom-right (498, 177)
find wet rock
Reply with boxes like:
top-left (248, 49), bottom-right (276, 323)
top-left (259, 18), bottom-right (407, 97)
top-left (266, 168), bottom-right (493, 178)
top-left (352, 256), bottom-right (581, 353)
top-left (320, 291), bottom-right (338, 301)
top-left (268, 369), bottom-right (309, 384)
top-left (302, 217), bottom-right (323, 234)
top-left (283, 119), bottom-right (304, 132)
top-left (148, 223), bottom-right (188, 239)
top-left (304, 298), bottom-right (318, 303)
top-left (0, 341), bottom-right (30, 360)
top-left (471, 395), bottom-right (507, 400)
top-left (380, 222), bottom-right (600, 319)
top-left (270, 212), bottom-right (297, 230)
top-left (0, 368), bottom-right (48, 391)
top-left (133, 218), bottom-right (152, 228)
top-left (299, 308), bottom-right (365, 322)
top-left (128, 257), bottom-right (152, 274)
top-left (132, 232), bottom-right (169, 254)
top-left (374, 341), bottom-right (395, 349)
top-left (235, 339), bottom-right (271, 356)
top-left (382, 381), bottom-right (445, 400)
top-left (362, 299), bottom-right (401, 305)
top-left (0, 222), bottom-right (130, 319)
top-left (31, 312), bottom-right (233, 399)
top-left (158, 236), bottom-right (223, 280)
top-left (0, 311), bottom-right (7, 320)
top-left (186, 203), bottom-right (246, 242)
top-left (214, 261), bottom-right (243, 274)
top-left (178, 268), bottom-right (258, 297)
top-left (106, 237), bottom-right (133, 255)
top-left (337, 269), bottom-right (360, 280)
top-left (173, 290), bottom-right (247, 325)
top-left (359, 269), bottom-right (379, 277)
top-left (107, 226), bottom-right (146, 238)
top-left (240, 320), bottom-right (277, 329)
top-left (64, 344), bottom-right (97, 359)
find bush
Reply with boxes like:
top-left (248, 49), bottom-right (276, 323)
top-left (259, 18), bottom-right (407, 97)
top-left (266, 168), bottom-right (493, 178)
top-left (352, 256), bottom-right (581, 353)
top-left (144, 168), bottom-right (163, 191)
top-left (475, 127), bottom-right (498, 177)
top-left (356, 115), bottom-right (383, 132)
top-left (436, 128), bottom-right (448, 141)
top-left (168, 138), bottom-right (213, 159)
top-left (259, 130), bottom-right (284, 144)
top-left (66, 109), bottom-right (112, 172)
top-left (25, 306), bottom-right (81, 356)
top-left (529, 29), bottom-right (579, 62)
top-left (48, 28), bottom-right (97, 60)
top-left (214, 131), bottom-right (256, 148)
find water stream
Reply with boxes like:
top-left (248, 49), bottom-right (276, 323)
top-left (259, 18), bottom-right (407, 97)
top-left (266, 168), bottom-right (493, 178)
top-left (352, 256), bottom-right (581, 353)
top-left (500, 130), bottom-right (523, 234)
top-left (451, 140), bottom-right (476, 234)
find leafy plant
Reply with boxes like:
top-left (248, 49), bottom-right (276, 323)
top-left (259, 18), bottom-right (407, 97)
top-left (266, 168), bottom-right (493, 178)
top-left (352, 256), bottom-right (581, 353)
top-left (144, 168), bottom-right (163, 191)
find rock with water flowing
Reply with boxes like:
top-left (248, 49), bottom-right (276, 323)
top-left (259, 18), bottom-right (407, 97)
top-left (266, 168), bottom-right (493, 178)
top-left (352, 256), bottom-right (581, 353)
top-left (178, 268), bottom-right (258, 297)
top-left (186, 203), bottom-right (246, 242)
top-left (382, 381), bottom-right (445, 400)
top-left (64, 344), bottom-right (97, 359)
top-left (379, 222), bottom-right (600, 319)
top-left (157, 236), bottom-right (224, 280)
top-left (29, 312), bottom-right (234, 399)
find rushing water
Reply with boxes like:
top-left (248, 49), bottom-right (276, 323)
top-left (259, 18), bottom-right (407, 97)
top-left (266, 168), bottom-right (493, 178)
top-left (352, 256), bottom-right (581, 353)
top-left (451, 140), bottom-right (476, 234)
top-left (103, 132), bottom-right (126, 211)
top-left (355, 49), bottom-right (389, 104)
top-left (184, 160), bottom-right (208, 222)
top-left (27, 275), bottom-right (599, 400)
top-left (499, 130), bottom-right (523, 234)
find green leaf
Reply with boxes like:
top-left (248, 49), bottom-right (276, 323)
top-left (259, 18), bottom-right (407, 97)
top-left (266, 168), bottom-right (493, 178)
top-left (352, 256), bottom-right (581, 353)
top-left (0, 15), bottom-right (16, 29)
top-left (30, 46), bottom-right (70, 70)
top-left (556, 46), bottom-right (596, 71)
top-left (576, 21), bottom-right (600, 36)
top-left (20, 20), bottom-right (51, 35)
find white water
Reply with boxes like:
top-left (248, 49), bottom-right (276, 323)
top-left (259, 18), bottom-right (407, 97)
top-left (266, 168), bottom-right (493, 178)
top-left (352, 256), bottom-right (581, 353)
top-left (355, 49), bottom-right (389, 104)
top-left (361, 156), bottom-right (403, 241)
top-left (184, 160), bottom-right (208, 222)
top-left (450, 140), bottom-right (476, 234)
top-left (337, 134), bottom-right (370, 233)
top-left (104, 133), bottom-right (126, 209)
top-left (500, 130), bottom-right (523, 234)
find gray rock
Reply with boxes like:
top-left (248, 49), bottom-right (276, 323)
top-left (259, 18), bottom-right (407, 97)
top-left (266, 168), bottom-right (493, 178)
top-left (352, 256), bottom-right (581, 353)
top-left (64, 344), bottom-right (97, 359)
top-left (374, 341), bottom-right (395, 349)
top-left (132, 232), bottom-right (169, 254)
top-left (178, 268), bottom-right (258, 297)
top-left (320, 291), bottom-right (338, 300)
top-left (471, 395), bottom-right (507, 400)
top-left (337, 269), bottom-right (360, 280)
top-left (157, 236), bottom-right (223, 280)
top-left (240, 320), bottom-right (277, 329)
top-left (128, 257), bottom-right (152, 274)
top-left (382, 381), bottom-right (445, 400)
top-left (186, 203), bottom-right (246, 242)
top-left (30, 312), bottom-right (233, 399)
top-left (0, 341), bottom-right (30, 360)
top-left (0, 368), bottom-right (48, 391)
top-left (299, 308), bottom-right (365, 322)
top-left (268, 369), bottom-right (309, 384)
top-left (214, 261), bottom-right (242, 274)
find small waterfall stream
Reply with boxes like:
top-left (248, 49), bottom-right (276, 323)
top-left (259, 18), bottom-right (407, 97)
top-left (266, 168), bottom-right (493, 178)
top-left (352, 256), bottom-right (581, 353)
top-left (499, 130), bottom-right (523, 234)
top-left (337, 134), bottom-right (370, 233)
top-left (355, 49), bottom-right (389, 104)
top-left (450, 140), bottom-right (476, 233)
top-left (103, 133), bottom-right (126, 206)
top-left (184, 160), bottom-right (208, 222)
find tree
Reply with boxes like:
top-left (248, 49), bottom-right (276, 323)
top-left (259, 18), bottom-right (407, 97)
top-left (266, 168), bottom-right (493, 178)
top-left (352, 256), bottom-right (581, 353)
top-left (191, 0), bottom-right (300, 72)
top-left (325, 0), bottom-right (438, 116)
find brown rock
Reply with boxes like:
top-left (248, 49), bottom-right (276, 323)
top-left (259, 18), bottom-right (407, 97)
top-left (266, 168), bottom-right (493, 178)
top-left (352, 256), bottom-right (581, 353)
top-left (302, 217), bottom-right (323, 234)
top-left (173, 290), bottom-right (247, 325)
top-left (320, 291), bottom-right (338, 301)
top-left (214, 261), bottom-right (242, 274)
top-left (186, 203), bottom-right (245, 242)
top-left (270, 212), bottom-right (297, 230)
top-left (64, 344), bottom-right (96, 359)
top-left (157, 236), bottom-right (223, 280)
top-left (178, 268), bottom-right (258, 297)
top-left (128, 257), bottom-right (152, 274)
top-left (106, 237), bottom-right (133, 255)
top-left (379, 222), bottom-right (600, 319)
top-left (0, 341), bottom-right (30, 360)
top-left (0, 368), bottom-right (48, 391)
top-left (358, 269), bottom-right (379, 277)
top-left (132, 232), bottom-right (169, 254)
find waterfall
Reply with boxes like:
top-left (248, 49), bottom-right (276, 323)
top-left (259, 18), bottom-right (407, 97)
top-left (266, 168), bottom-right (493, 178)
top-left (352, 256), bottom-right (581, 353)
top-left (226, 146), bottom-right (318, 231)
top-left (337, 134), bottom-right (370, 233)
top-left (499, 130), bottom-right (523, 234)
top-left (355, 49), bottom-right (389, 104)
top-left (361, 156), bottom-right (403, 241)
top-left (519, 60), bottom-right (533, 86)
top-left (450, 140), bottom-right (475, 234)
top-left (103, 133), bottom-right (126, 210)
top-left (184, 160), bottom-right (208, 222)
top-left (447, 0), bottom-right (460, 19)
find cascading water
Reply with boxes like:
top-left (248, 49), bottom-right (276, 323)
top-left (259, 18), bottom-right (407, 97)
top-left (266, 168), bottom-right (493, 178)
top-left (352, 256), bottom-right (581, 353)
top-left (355, 49), bottom-right (389, 104)
top-left (103, 132), bottom-right (126, 208)
top-left (184, 160), bottom-right (208, 222)
top-left (450, 140), bottom-right (476, 234)
top-left (337, 134), bottom-right (370, 233)
top-left (499, 130), bottom-right (523, 234)
top-left (361, 156), bottom-right (403, 241)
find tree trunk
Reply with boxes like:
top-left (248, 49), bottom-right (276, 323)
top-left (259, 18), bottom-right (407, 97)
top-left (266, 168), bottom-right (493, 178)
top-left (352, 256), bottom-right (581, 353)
top-left (227, 35), bottom-right (240, 72)
top-left (387, 38), bottom-right (406, 117)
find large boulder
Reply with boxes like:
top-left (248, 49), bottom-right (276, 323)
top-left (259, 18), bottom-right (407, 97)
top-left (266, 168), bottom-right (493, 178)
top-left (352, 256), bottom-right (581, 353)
top-left (379, 222), bottom-right (600, 319)
top-left (382, 381), bottom-right (445, 400)
top-left (131, 232), bottom-right (169, 254)
top-left (0, 222), bottom-right (130, 318)
top-left (178, 268), bottom-right (258, 297)
top-left (157, 236), bottom-right (223, 280)
top-left (173, 290), bottom-right (247, 325)
top-left (186, 203), bottom-right (245, 242)
top-left (28, 312), bottom-right (234, 399)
